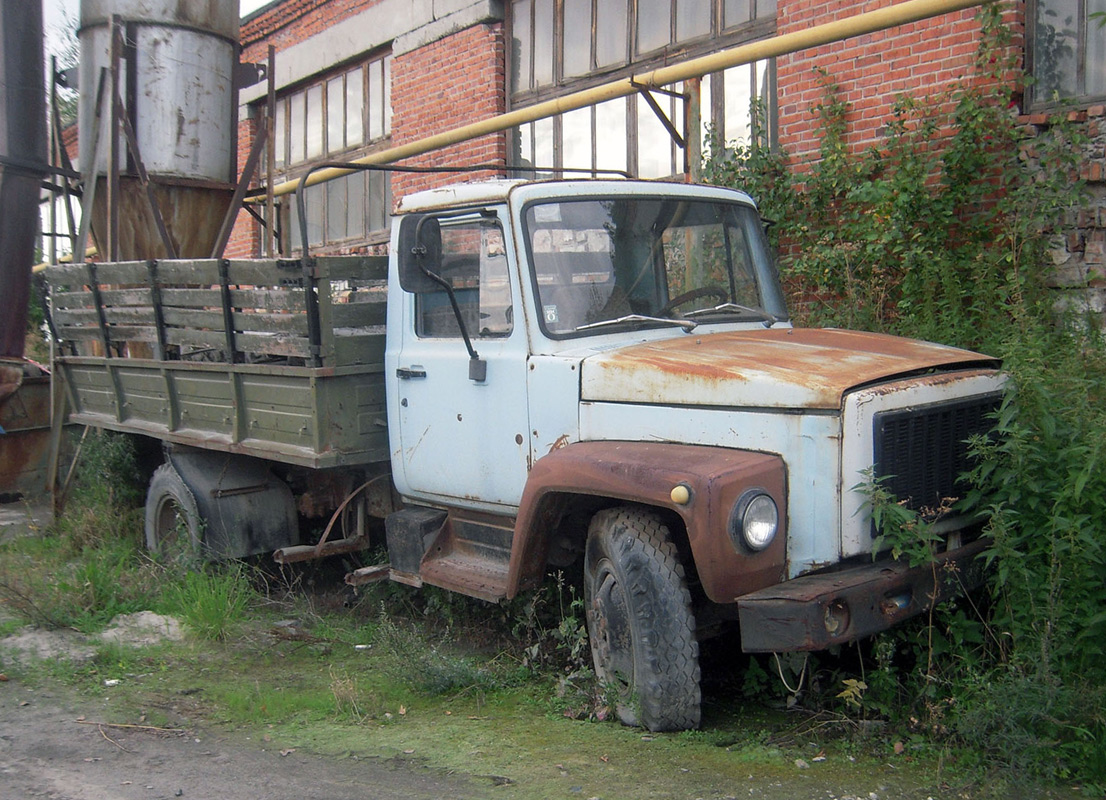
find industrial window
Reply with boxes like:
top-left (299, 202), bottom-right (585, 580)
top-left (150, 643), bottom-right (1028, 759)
top-left (1030, 0), bottom-right (1106, 105)
top-left (510, 0), bottom-right (775, 94)
top-left (513, 60), bottom-right (774, 179)
top-left (509, 0), bottom-right (775, 179)
top-left (288, 169), bottom-right (390, 251)
top-left (267, 53), bottom-right (393, 251)
top-left (274, 56), bottom-right (391, 168)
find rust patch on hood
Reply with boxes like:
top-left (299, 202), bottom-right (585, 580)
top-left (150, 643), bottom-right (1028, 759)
top-left (579, 328), bottom-right (997, 410)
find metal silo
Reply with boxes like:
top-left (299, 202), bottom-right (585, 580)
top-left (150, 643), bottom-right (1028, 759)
top-left (78, 0), bottom-right (239, 259)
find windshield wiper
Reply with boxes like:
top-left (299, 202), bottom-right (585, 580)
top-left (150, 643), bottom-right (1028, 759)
top-left (682, 303), bottom-right (783, 328)
top-left (575, 314), bottom-right (697, 333)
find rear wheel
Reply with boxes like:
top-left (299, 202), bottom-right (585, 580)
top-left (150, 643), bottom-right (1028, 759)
top-left (584, 506), bottom-right (701, 731)
top-left (144, 463), bottom-right (202, 564)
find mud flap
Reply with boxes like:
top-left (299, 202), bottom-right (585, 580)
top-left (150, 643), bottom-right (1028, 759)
top-left (167, 448), bottom-right (298, 558)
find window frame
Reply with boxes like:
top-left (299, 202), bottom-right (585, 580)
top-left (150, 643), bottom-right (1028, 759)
top-left (509, 0), bottom-right (776, 99)
top-left (1028, 0), bottom-right (1106, 109)
top-left (414, 215), bottom-right (516, 340)
top-left (507, 0), bottom-right (777, 179)
top-left (511, 62), bottom-right (776, 179)
top-left (260, 50), bottom-right (394, 253)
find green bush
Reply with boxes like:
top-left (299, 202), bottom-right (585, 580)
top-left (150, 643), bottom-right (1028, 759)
top-left (67, 430), bottom-right (146, 510)
top-left (704, 2), bottom-right (1106, 785)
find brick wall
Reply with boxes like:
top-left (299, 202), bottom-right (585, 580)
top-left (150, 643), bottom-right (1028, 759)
top-left (776, 1), bottom-right (1022, 165)
top-left (390, 23), bottom-right (507, 201)
top-left (240, 0), bottom-right (383, 59)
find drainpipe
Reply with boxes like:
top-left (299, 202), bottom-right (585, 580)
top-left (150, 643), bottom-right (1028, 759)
top-left (0, 0), bottom-right (48, 360)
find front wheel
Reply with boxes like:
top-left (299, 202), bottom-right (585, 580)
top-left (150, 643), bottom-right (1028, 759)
top-left (584, 506), bottom-right (701, 731)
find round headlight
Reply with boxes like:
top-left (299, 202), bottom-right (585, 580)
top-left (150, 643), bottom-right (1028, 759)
top-left (730, 490), bottom-right (779, 552)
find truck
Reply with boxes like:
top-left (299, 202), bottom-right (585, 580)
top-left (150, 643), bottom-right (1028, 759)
top-left (42, 176), bottom-right (1005, 731)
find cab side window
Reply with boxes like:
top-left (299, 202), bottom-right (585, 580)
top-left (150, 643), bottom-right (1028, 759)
top-left (415, 220), bottom-right (513, 338)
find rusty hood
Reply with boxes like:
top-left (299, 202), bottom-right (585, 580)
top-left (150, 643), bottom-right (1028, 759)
top-left (578, 328), bottom-right (997, 410)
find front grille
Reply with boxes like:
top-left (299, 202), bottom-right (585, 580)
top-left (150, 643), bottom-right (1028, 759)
top-left (873, 394), bottom-right (1002, 518)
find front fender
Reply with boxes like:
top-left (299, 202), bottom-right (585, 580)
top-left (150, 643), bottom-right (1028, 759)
top-left (507, 441), bottom-right (787, 602)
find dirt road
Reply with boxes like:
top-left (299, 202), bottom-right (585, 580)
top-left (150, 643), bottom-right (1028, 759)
top-left (0, 679), bottom-right (477, 800)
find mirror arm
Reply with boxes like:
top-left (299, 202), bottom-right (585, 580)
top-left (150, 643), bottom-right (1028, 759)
top-left (423, 269), bottom-right (481, 364)
top-left (411, 217), bottom-right (485, 379)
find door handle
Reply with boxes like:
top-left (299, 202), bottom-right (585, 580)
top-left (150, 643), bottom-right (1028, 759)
top-left (396, 367), bottom-right (427, 379)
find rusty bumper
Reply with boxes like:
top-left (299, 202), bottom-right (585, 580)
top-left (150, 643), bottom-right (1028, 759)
top-left (735, 538), bottom-right (988, 653)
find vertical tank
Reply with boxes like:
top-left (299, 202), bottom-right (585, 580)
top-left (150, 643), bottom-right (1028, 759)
top-left (78, 0), bottom-right (239, 259)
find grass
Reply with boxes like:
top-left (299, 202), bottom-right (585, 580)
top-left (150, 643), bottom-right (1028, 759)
top-left (166, 565), bottom-right (254, 641)
top-left (46, 626), bottom-right (969, 800)
top-left (1, 567), bottom-right (1087, 799)
top-left (0, 481), bottom-right (1091, 800)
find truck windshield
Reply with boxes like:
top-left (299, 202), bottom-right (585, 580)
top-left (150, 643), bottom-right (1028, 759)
top-left (523, 197), bottom-right (788, 337)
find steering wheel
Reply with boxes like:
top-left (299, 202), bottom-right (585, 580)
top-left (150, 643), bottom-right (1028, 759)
top-left (658, 286), bottom-right (728, 316)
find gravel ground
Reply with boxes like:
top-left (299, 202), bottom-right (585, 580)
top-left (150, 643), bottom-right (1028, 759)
top-left (0, 677), bottom-right (478, 800)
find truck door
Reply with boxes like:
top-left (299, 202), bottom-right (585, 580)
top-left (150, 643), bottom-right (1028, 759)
top-left (387, 212), bottom-right (531, 510)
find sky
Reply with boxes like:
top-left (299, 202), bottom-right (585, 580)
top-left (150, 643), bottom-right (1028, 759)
top-left (43, 0), bottom-right (274, 53)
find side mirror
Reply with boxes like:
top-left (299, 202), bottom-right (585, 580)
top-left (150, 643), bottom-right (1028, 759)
top-left (397, 214), bottom-right (444, 293)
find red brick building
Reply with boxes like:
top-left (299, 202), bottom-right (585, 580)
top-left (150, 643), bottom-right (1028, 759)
top-left (222, 0), bottom-right (1105, 322)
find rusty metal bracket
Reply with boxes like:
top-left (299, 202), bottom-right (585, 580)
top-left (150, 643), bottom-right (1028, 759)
top-left (210, 123), bottom-right (269, 259)
top-left (114, 96), bottom-right (178, 259)
top-left (147, 260), bottom-right (167, 360)
top-left (216, 259), bottom-right (238, 360)
top-left (84, 262), bottom-right (113, 358)
top-left (74, 69), bottom-right (108, 262)
top-left (631, 80), bottom-right (687, 149)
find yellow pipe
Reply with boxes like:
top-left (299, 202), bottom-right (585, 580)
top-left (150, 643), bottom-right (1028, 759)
top-left (32, 245), bottom-right (97, 274)
top-left (254, 0), bottom-right (983, 201)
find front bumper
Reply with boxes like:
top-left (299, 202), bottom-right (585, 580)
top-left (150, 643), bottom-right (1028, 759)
top-left (735, 538), bottom-right (988, 652)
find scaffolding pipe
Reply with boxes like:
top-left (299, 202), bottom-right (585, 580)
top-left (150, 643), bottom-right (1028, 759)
top-left (252, 0), bottom-right (984, 201)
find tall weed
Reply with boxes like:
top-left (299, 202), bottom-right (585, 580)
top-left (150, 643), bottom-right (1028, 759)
top-left (165, 565), bottom-right (254, 642)
top-left (704, 2), bottom-right (1106, 784)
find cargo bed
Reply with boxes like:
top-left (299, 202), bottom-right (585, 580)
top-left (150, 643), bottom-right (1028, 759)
top-left (44, 256), bottom-right (390, 469)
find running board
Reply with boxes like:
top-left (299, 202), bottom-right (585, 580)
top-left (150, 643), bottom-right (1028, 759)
top-left (418, 513), bottom-right (514, 602)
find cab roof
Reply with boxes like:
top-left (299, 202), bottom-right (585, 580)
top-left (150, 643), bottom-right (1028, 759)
top-left (396, 178), bottom-right (757, 214)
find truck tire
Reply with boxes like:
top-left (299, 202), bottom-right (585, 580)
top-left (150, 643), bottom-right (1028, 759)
top-left (144, 463), bottom-right (202, 564)
top-left (584, 506), bottom-right (701, 731)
